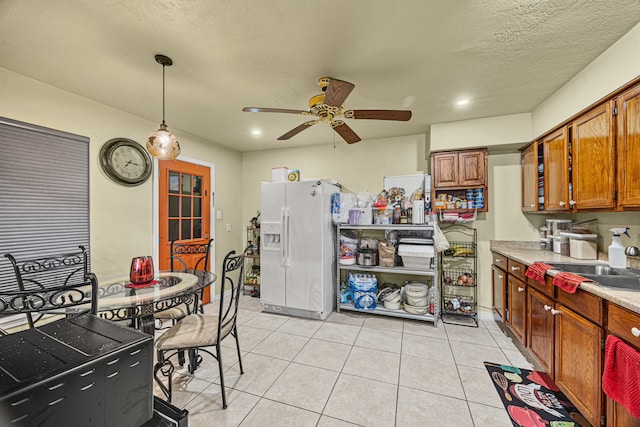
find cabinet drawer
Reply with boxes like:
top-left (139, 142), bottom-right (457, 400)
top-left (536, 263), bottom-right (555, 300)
top-left (527, 274), bottom-right (554, 298)
top-left (556, 287), bottom-right (603, 326)
top-left (507, 258), bottom-right (526, 281)
top-left (492, 252), bottom-right (507, 270)
top-left (607, 303), bottom-right (640, 349)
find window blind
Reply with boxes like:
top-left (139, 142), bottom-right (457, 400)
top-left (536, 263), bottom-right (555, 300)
top-left (0, 117), bottom-right (90, 292)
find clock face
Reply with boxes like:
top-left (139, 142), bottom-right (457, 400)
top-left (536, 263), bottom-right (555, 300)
top-left (100, 138), bottom-right (152, 186)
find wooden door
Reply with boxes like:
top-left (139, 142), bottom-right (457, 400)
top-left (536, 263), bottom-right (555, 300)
top-left (521, 142), bottom-right (538, 212)
top-left (431, 152), bottom-right (459, 188)
top-left (458, 149), bottom-right (486, 187)
top-left (554, 304), bottom-right (603, 427)
top-left (543, 127), bottom-right (570, 211)
top-left (617, 83), bottom-right (640, 208)
top-left (508, 275), bottom-right (527, 344)
top-left (607, 397), bottom-right (640, 427)
top-left (527, 288), bottom-right (555, 377)
top-left (158, 160), bottom-right (212, 303)
top-left (572, 102), bottom-right (616, 210)
top-left (492, 265), bottom-right (506, 321)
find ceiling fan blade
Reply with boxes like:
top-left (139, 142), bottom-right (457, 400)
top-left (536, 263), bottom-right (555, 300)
top-left (331, 120), bottom-right (361, 144)
top-left (277, 120), bottom-right (318, 140)
top-left (323, 78), bottom-right (355, 108)
top-left (344, 109), bottom-right (412, 121)
top-left (243, 107), bottom-right (310, 115)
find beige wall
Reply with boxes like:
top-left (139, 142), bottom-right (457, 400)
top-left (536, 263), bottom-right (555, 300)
top-left (0, 68), bottom-right (243, 291)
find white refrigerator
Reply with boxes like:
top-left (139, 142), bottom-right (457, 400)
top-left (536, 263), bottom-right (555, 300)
top-left (260, 179), bottom-right (339, 320)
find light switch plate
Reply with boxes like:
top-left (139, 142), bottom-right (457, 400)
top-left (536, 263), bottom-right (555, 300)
top-left (216, 210), bottom-right (222, 220)
top-left (226, 224), bottom-right (231, 232)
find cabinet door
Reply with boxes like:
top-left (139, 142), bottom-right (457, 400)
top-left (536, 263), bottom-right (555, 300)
top-left (543, 127), bottom-right (570, 211)
top-left (607, 396), bottom-right (640, 427)
top-left (617, 83), bottom-right (640, 208)
top-left (554, 304), bottom-right (603, 427)
top-left (458, 149), bottom-right (486, 187)
top-left (508, 275), bottom-right (527, 344)
top-left (521, 142), bottom-right (538, 212)
top-left (431, 152), bottom-right (459, 188)
top-left (492, 265), bottom-right (506, 321)
top-left (572, 102), bottom-right (616, 210)
top-left (527, 288), bottom-right (554, 377)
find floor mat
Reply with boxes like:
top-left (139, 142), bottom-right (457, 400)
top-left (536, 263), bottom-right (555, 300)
top-left (484, 362), bottom-right (590, 427)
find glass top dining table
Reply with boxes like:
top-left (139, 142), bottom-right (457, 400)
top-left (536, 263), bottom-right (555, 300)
top-left (95, 270), bottom-right (216, 335)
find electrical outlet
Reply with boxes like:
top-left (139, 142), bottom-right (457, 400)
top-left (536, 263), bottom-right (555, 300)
top-left (226, 224), bottom-right (231, 232)
top-left (216, 210), bottom-right (222, 220)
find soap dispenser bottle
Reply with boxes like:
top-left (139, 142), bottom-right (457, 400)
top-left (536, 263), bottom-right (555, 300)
top-left (608, 227), bottom-right (630, 268)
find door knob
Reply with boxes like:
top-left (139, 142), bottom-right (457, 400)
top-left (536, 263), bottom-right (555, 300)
top-left (550, 308), bottom-right (560, 315)
top-left (632, 327), bottom-right (640, 337)
top-left (559, 201), bottom-right (566, 207)
top-left (544, 305), bottom-right (552, 311)
top-left (517, 287), bottom-right (525, 292)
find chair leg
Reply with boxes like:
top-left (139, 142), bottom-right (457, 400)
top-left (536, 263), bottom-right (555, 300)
top-left (233, 326), bottom-right (244, 375)
top-left (153, 352), bottom-right (174, 403)
top-left (216, 344), bottom-right (227, 409)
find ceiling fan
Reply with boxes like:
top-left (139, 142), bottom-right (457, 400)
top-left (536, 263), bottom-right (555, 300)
top-left (242, 77), bottom-right (412, 144)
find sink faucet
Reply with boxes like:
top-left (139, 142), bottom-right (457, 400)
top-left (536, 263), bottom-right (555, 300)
top-left (626, 246), bottom-right (640, 257)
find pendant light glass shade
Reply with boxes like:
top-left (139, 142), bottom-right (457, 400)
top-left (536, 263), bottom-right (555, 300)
top-left (146, 54), bottom-right (180, 160)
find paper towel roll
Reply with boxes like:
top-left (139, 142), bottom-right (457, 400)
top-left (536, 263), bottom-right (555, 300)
top-left (412, 200), bottom-right (425, 224)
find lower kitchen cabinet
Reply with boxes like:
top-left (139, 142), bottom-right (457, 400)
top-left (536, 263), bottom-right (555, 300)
top-left (527, 288), bottom-right (555, 376)
top-left (554, 303), bottom-right (603, 427)
top-left (492, 264), bottom-right (507, 321)
top-left (507, 275), bottom-right (527, 344)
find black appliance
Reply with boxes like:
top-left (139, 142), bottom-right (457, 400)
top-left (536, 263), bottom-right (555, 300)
top-left (0, 314), bottom-right (153, 427)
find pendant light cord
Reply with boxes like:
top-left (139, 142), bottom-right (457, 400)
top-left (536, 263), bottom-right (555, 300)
top-left (162, 63), bottom-right (166, 125)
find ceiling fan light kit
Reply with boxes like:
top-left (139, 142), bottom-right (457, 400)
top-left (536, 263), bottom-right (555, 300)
top-left (242, 76), bottom-right (412, 144)
top-left (146, 54), bottom-right (181, 160)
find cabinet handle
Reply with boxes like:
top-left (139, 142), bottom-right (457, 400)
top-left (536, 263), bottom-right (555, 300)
top-left (517, 287), bottom-right (525, 293)
top-left (550, 308), bottom-right (560, 315)
top-left (569, 200), bottom-right (576, 207)
top-left (498, 274), bottom-right (503, 279)
top-left (495, 258), bottom-right (502, 263)
top-left (544, 305), bottom-right (552, 311)
top-left (632, 327), bottom-right (640, 337)
top-left (559, 201), bottom-right (566, 207)
top-left (511, 266), bottom-right (521, 271)
top-left (530, 204), bottom-right (535, 208)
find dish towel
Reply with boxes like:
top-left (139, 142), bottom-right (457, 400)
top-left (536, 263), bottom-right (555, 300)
top-left (551, 271), bottom-right (591, 294)
top-left (525, 262), bottom-right (554, 285)
top-left (602, 335), bottom-right (640, 418)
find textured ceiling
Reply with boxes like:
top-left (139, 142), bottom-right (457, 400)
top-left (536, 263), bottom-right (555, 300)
top-left (1, 0), bottom-right (639, 152)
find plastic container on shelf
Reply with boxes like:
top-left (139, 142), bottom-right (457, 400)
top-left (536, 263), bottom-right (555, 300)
top-left (552, 235), bottom-right (570, 256)
top-left (546, 219), bottom-right (572, 237)
top-left (398, 244), bottom-right (434, 268)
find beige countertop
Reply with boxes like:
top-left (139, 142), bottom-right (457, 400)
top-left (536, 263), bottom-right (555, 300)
top-left (490, 240), bottom-right (640, 315)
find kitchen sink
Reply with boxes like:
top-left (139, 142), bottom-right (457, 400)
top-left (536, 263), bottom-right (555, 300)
top-left (546, 262), bottom-right (640, 291)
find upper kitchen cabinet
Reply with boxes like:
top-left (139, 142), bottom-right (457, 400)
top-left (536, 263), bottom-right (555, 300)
top-left (571, 101), bottom-right (616, 210)
top-left (521, 141), bottom-right (539, 212)
top-left (543, 127), bottom-right (570, 211)
top-left (431, 149), bottom-right (488, 212)
top-left (616, 83), bottom-right (640, 209)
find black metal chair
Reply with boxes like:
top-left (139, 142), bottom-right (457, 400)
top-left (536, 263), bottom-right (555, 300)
top-left (153, 250), bottom-right (245, 409)
top-left (2, 246), bottom-right (98, 330)
top-left (154, 239), bottom-right (213, 327)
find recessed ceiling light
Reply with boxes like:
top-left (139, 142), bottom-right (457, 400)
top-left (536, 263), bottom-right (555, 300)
top-left (251, 129), bottom-right (262, 136)
top-left (456, 99), bottom-right (470, 106)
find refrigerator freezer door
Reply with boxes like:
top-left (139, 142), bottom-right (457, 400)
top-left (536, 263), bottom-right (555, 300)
top-left (260, 182), bottom-right (286, 307)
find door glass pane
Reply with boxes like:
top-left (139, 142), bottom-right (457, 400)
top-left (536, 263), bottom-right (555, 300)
top-left (169, 172), bottom-right (180, 194)
top-left (169, 195), bottom-right (180, 217)
top-left (169, 219), bottom-right (179, 241)
top-left (181, 196), bottom-right (192, 217)
top-left (182, 174), bottom-right (192, 195)
top-left (193, 219), bottom-right (202, 239)
top-left (193, 198), bottom-right (202, 217)
top-left (181, 219), bottom-right (191, 240)
top-left (193, 176), bottom-right (202, 196)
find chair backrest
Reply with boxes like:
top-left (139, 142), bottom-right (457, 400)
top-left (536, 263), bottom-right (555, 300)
top-left (2, 246), bottom-right (98, 329)
top-left (217, 250), bottom-right (245, 343)
top-left (170, 239), bottom-right (213, 273)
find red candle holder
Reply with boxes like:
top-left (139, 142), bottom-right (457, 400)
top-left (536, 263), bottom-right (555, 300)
top-left (130, 256), bottom-right (154, 284)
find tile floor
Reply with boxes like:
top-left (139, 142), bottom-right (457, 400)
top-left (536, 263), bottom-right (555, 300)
top-left (153, 295), bottom-right (534, 427)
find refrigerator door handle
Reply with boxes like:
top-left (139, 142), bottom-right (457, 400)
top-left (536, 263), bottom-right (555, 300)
top-left (280, 207), bottom-right (286, 267)
top-left (284, 207), bottom-right (291, 267)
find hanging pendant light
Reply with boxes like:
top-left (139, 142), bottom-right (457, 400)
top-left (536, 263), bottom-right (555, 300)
top-left (146, 54), bottom-right (181, 160)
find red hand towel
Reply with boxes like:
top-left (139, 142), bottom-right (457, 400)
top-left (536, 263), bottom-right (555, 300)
top-left (525, 262), bottom-right (554, 285)
top-left (603, 335), bottom-right (640, 418)
top-left (552, 271), bottom-right (591, 294)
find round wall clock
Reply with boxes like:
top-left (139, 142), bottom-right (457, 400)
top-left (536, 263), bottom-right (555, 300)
top-left (99, 138), bottom-right (153, 186)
